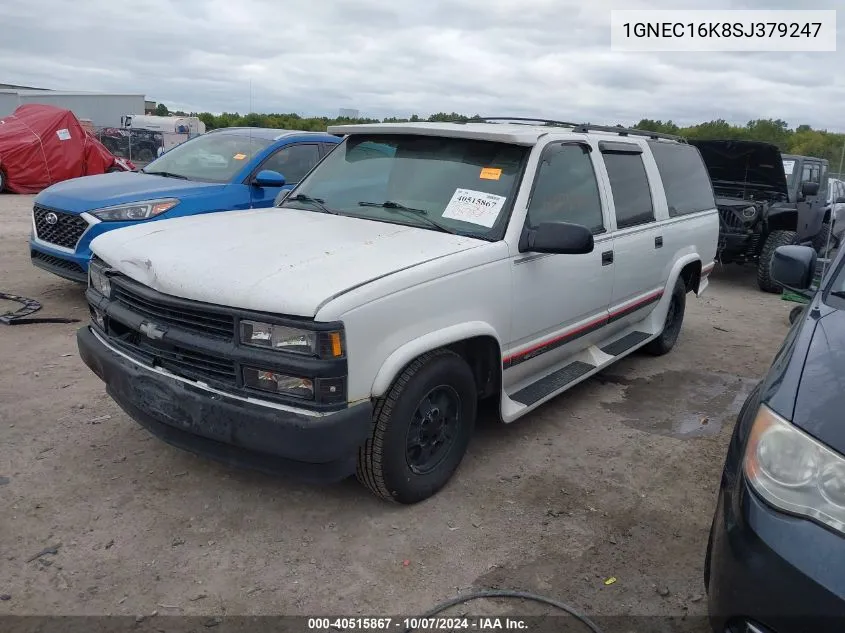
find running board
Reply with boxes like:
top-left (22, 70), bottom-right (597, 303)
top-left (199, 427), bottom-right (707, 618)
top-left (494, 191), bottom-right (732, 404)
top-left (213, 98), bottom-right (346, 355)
top-left (509, 330), bottom-right (652, 408)
top-left (600, 330), bottom-right (651, 356)
top-left (511, 360), bottom-right (595, 406)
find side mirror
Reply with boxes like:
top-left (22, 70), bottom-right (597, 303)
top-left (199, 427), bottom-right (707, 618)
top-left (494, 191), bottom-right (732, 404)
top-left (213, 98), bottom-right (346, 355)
top-left (836, 196), bottom-right (845, 204)
top-left (802, 181), bottom-right (820, 197)
top-left (771, 244), bottom-right (817, 291)
top-left (253, 170), bottom-right (286, 188)
top-left (520, 222), bottom-right (594, 255)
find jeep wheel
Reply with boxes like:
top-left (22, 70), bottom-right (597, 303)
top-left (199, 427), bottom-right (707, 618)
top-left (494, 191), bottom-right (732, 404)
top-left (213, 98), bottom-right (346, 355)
top-left (644, 276), bottom-right (686, 356)
top-left (356, 349), bottom-right (477, 504)
top-left (813, 222), bottom-right (838, 258)
top-left (757, 230), bottom-right (796, 293)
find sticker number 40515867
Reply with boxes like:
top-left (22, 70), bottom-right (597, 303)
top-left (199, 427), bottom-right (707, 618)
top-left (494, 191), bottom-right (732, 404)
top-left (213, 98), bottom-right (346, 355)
top-left (442, 188), bottom-right (507, 228)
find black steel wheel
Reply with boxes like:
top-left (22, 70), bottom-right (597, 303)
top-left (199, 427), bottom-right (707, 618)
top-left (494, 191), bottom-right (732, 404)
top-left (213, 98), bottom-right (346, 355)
top-left (357, 349), bottom-right (477, 504)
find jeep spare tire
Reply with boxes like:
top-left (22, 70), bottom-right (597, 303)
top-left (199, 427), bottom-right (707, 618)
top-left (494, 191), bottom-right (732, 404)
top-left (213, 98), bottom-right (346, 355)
top-left (757, 230), bottom-right (796, 293)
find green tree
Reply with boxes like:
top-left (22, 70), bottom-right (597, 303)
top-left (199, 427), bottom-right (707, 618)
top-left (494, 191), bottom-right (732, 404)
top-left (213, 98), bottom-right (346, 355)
top-left (155, 103), bottom-right (169, 116)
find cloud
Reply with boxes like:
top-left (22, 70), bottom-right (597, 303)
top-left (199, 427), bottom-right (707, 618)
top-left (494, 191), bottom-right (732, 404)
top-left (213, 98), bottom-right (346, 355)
top-left (0, 0), bottom-right (842, 130)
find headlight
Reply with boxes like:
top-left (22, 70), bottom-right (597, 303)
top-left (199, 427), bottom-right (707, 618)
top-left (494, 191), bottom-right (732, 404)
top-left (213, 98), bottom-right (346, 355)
top-left (88, 258), bottom-right (111, 298)
top-left (741, 206), bottom-right (757, 220)
top-left (91, 198), bottom-right (179, 221)
top-left (239, 320), bottom-right (344, 358)
top-left (744, 404), bottom-right (845, 534)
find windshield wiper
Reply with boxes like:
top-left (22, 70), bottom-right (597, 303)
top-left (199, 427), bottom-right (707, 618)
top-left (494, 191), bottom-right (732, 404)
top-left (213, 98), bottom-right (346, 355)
top-left (143, 170), bottom-right (189, 180)
top-left (358, 200), bottom-right (458, 235)
top-left (828, 290), bottom-right (845, 299)
top-left (284, 193), bottom-right (337, 214)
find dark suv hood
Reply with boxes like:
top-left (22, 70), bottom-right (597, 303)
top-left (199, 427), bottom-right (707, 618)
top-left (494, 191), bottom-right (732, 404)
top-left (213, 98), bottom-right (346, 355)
top-left (792, 306), bottom-right (845, 454)
top-left (688, 139), bottom-right (789, 197)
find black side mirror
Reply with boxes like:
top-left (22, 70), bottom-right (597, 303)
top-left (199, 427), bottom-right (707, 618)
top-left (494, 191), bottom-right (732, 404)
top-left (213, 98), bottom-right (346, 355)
top-left (836, 196), bottom-right (845, 204)
top-left (802, 181), bottom-right (820, 197)
top-left (771, 245), bottom-right (817, 291)
top-left (519, 222), bottom-right (594, 254)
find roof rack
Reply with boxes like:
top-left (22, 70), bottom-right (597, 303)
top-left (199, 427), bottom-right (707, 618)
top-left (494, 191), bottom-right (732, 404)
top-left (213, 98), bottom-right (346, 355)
top-left (434, 116), bottom-right (686, 143)
top-left (569, 123), bottom-right (686, 143)
top-left (405, 117), bottom-right (686, 142)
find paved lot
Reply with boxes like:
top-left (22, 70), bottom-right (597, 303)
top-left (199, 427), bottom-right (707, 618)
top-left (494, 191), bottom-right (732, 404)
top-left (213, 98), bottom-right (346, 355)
top-left (0, 192), bottom-right (794, 626)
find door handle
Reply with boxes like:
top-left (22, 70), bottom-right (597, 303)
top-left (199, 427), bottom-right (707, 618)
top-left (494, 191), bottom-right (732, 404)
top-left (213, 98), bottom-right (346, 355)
top-left (601, 250), bottom-right (614, 266)
top-left (655, 236), bottom-right (663, 248)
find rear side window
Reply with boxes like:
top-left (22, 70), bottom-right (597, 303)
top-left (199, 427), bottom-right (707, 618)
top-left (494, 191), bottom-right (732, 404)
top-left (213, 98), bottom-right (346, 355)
top-left (648, 141), bottom-right (716, 217)
top-left (602, 151), bottom-right (655, 229)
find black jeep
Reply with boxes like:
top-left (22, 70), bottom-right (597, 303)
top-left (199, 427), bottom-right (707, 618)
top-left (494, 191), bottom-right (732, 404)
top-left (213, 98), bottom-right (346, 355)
top-left (690, 140), bottom-right (826, 293)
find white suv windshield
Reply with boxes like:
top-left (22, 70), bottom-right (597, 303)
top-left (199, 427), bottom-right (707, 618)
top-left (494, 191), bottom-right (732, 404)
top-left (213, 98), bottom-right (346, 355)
top-left (283, 134), bottom-right (528, 239)
top-left (142, 133), bottom-right (272, 182)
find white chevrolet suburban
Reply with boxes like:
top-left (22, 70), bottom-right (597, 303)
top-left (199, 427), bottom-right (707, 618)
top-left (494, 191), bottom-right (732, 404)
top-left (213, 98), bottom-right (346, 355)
top-left (77, 119), bottom-right (718, 503)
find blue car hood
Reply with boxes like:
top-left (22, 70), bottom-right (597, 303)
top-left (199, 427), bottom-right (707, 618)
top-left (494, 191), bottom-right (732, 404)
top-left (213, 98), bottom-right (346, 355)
top-left (35, 172), bottom-right (229, 212)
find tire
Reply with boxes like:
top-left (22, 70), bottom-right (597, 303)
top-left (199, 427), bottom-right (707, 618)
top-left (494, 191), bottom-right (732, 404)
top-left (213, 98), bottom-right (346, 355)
top-left (0, 168), bottom-right (5, 192)
top-left (812, 222), bottom-right (838, 257)
top-left (757, 230), bottom-right (796, 293)
top-left (643, 276), bottom-right (686, 356)
top-left (135, 147), bottom-right (154, 162)
top-left (356, 349), bottom-right (477, 504)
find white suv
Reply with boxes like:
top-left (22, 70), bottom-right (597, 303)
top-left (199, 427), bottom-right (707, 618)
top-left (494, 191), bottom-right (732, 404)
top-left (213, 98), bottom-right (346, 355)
top-left (77, 119), bottom-right (718, 503)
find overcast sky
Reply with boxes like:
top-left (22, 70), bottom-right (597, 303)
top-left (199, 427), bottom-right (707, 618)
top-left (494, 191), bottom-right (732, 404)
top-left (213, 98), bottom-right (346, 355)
top-left (0, 0), bottom-right (842, 130)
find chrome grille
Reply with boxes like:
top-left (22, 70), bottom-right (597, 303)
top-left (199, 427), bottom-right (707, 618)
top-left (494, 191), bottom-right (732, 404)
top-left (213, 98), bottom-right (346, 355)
top-left (33, 205), bottom-right (89, 249)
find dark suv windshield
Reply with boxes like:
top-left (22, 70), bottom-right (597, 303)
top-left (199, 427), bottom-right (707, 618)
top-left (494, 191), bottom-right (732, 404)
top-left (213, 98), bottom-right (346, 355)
top-left (282, 134), bottom-right (528, 239)
top-left (142, 133), bottom-right (272, 182)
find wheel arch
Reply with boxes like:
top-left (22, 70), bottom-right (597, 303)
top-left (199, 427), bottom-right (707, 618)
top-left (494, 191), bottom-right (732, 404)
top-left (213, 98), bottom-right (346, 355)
top-left (370, 322), bottom-right (503, 400)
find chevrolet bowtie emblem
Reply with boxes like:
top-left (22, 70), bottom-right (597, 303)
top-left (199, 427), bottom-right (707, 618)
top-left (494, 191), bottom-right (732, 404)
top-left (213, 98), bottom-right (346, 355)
top-left (139, 321), bottom-right (166, 340)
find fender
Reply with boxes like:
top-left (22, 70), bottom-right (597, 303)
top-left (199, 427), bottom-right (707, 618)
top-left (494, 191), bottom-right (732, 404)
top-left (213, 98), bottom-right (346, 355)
top-left (371, 320), bottom-right (502, 397)
top-left (642, 254), bottom-right (703, 334)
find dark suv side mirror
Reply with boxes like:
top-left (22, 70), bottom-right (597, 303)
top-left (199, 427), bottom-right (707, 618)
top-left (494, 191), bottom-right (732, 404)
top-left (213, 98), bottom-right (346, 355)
top-left (802, 181), bottom-right (820, 197)
top-left (520, 222), bottom-right (594, 254)
top-left (771, 245), bottom-right (817, 291)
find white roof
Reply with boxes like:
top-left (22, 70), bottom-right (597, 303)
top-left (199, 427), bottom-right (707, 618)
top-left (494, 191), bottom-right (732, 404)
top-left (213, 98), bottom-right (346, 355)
top-left (327, 121), bottom-right (681, 146)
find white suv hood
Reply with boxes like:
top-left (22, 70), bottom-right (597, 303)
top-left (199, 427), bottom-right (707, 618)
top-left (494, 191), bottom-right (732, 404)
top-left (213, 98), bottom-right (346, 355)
top-left (91, 208), bottom-right (485, 317)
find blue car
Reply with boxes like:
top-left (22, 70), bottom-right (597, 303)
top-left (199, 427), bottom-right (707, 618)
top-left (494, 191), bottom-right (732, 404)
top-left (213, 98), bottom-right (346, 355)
top-left (29, 127), bottom-right (342, 282)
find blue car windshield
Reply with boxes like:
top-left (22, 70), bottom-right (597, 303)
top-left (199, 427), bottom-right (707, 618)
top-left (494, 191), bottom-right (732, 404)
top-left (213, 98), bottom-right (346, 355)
top-left (283, 134), bottom-right (528, 240)
top-left (142, 133), bottom-right (272, 182)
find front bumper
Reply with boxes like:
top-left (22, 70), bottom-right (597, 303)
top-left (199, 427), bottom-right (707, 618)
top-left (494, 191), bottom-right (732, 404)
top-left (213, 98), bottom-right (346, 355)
top-left (707, 480), bottom-right (845, 632)
top-left (77, 325), bottom-right (374, 483)
top-left (30, 246), bottom-right (88, 283)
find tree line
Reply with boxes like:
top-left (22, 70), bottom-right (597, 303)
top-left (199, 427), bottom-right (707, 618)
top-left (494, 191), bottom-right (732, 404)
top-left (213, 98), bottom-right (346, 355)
top-left (162, 108), bottom-right (844, 169)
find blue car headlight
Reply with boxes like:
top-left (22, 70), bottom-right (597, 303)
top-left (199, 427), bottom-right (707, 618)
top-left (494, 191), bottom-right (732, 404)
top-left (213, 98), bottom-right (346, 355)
top-left (91, 198), bottom-right (179, 222)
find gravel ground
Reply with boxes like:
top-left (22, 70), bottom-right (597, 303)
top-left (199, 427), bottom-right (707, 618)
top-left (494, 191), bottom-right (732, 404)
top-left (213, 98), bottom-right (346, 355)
top-left (0, 192), bottom-right (794, 628)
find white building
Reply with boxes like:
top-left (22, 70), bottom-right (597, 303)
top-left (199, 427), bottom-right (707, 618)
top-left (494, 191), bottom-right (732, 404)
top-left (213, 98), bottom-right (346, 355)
top-left (0, 86), bottom-right (145, 128)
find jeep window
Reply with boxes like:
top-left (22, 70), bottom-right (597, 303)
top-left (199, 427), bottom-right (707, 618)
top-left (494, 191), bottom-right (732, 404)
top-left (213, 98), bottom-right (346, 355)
top-left (141, 133), bottom-right (272, 182)
top-left (259, 143), bottom-right (320, 183)
top-left (603, 152), bottom-right (655, 229)
top-left (285, 134), bottom-right (528, 239)
top-left (526, 143), bottom-right (604, 234)
top-left (648, 141), bottom-right (716, 217)
top-left (803, 163), bottom-right (821, 184)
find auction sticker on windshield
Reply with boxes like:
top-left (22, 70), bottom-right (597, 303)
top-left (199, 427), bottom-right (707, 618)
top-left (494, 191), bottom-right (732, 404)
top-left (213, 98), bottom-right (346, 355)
top-left (783, 160), bottom-right (795, 175)
top-left (442, 188), bottom-right (506, 228)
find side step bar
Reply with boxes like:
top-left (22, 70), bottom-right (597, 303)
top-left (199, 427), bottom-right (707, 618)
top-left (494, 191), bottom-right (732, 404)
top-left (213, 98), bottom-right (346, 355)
top-left (510, 331), bottom-right (651, 407)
